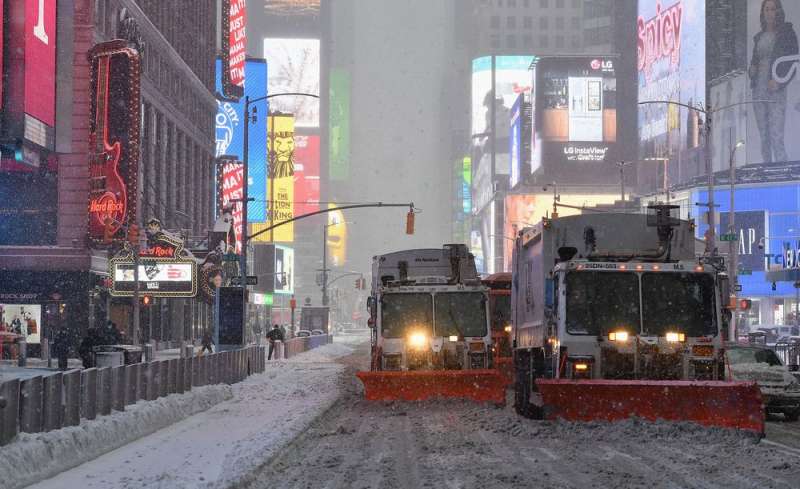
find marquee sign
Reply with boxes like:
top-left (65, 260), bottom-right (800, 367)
top-left (87, 40), bottom-right (141, 245)
top-left (220, 0), bottom-right (246, 99)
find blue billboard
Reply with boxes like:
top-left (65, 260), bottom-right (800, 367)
top-left (215, 58), bottom-right (268, 222)
top-left (695, 183), bottom-right (800, 297)
top-left (509, 95), bottom-right (522, 188)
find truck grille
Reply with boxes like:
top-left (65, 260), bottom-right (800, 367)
top-left (383, 354), bottom-right (402, 371)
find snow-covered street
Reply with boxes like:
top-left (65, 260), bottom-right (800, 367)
top-left (12, 333), bottom-right (800, 489)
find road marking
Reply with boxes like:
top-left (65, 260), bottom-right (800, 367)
top-left (537, 447), bottom-right (559, 460)
top-left (761, 439), bottom-right (800, 458)
top-left (600, 445), bottom-right (641, 461)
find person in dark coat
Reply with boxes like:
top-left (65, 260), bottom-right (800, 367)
top-left (51, 328), bottom-right (73, 371)
top-left (266, 324), bottom-right (284, 360)
top-left (200, 330), bottom-right (213, 355)
top-left (78, 326), bottom-right (102, 368)
top-left (101, 321), bottom-right (122, 345)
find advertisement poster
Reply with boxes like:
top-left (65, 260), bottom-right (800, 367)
top-left (532, 56), bottom-right (618, 179)
top-left (294, 134), bottom-right (320, 213)
top-left (710, 72), bottom-right (749, 172)
top-left (471, 56), bottom-right (534, 137)
top-left (718, 210), bottom-right (767, 272)
top-left (252, 113), bottom-right (295, 243)
top-left (746, 0), bottom-right (800, 164)
top-left (218, 160), bottom-right (244, 252)
top-left (327, 204), bottom-right (347, 267)
top-left (510, 95), bottom-right (523, 188)
top-left (274, 245), bottom-right (295, 294)
top-left (228, 0), bottom-right (246, 88)
top-left (0, 304), bottom-right (41, 344)
top-left (24, 0), bottom-right (56, 126)
top-left (263, 38), bottom-right (320, 127)
top-left (112, 261), bottom-right (196, 296)
top-left (638, 0), bottom-right (706, 162)
top-left (214, 58), bottom-right (268, 223)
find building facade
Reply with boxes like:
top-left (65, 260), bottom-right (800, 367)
top-left (0, 0), bottom-right (218, 351)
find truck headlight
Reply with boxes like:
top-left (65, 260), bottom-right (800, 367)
top-left (504, 324), bottom-right (512, 333)
top-left (408, 332), bottom-right (428, 350)
top-left (665, 332), bottom-right (686, 343)
top-left (609, 330), bottom-right (629, 342)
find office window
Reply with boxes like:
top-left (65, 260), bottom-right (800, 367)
top-left (540, 0), bottom-right (548, 7)
top-left (523, 34), bottom-right (533, 46)
top-left (508, 16), bottom-right (516, 28)
top-left (491, 15), bottom-right (500, 28)
top-left (571, 17), bottom-right (580, 29)
top-left (540, 35), bottom-right (549, 48)
top-left (556, 35), bottom-right (564, 48)
top-left (556, 0), bottom-right (565, 7)
top-left (540, 16), bottom-right (549, 29)
top-left (508, 0), bottom-right (517, 6)
top-left (523, 0), bottom-right (530, 6)
top-left (523, 16), bottom-right (533, 28)
top-left (507, 35), bottom-right (517, 48)
top-left (571, 35), bottom-right (581, 48)
top-left (572, 0), bottom-right (581, 7)
top-left (491, 34), bottom-right (501, 49)
top-left (556, 17), bottom-right (564, 29)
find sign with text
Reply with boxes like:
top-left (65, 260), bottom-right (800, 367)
top-left (718, 210), bottom-right (766, 272)
top-left (220, 0), bottom-right (246, 98)
top-left (110, 260), bottom-right (197, 297)
top-left (216, 159), bottom-right (244, 253)
top-left (25, 0), bottom-right (56, 126)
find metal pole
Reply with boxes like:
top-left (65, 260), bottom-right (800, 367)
top-left (240, 96), bottom-right (250, 339)
top-left (322, 224), bottom-right (329, 306)
top-left (729, 152), bottom-right (736, 340)
top-left (133, 248), bottom-right (140, 344)
top-left (619, 162), bottom-right (625, 202)
top-left (705, 105), bottom-right (716, 255)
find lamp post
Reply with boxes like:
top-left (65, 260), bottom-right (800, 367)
top-left (728, 140), bottom-right (745, 342)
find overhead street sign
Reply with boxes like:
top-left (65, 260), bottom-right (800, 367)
top-left (231, 275), bottom-right (258, 286)
top-left (720, 233), bottom-right (738, 242)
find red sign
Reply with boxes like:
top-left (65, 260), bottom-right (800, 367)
top-left (229, 0), bottom-right (246, 88)
top-left (140, 245), bottom-right (178, 258)
top-left (219, 160), bottom-right (244, 252)
top-left (0, 0), bottom-right (4, 110)
top-left (293, 134), bottom-right (320, 212)
top-left (24, 0), bottom-right (57, 126)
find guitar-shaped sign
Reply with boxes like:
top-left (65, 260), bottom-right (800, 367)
top-left (88, 54), bottom-right (127, 239)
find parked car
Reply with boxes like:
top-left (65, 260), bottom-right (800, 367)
top-left (296, 330), bottom-right (311, 338)
top-left (725, 344), bottom-right (800, 421)
top-left (311, 329), bottom-right (325, 336)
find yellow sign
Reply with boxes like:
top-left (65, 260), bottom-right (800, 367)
top-left (326, 204), bottom-right (347, 267)
top-left (252, 114), bottom-right (296, 242)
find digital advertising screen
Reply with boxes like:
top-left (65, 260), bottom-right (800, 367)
top-left (471, 56), bottom-right (534, 138)
top-left (274, 245), bottom-right (295, 294)
top-left (215, 58), bottom-right (268, 223)
top-left (531, 56), bottom-right (618, 180)
top-left (745, 0), bottom-right (800, 165)
top-left (329, 69), bottom-right (350, 181)
top-left (263, 38), bottom-right (320, 127)
top-left (638, 0), bottom-right (706, 162)
top-left (216, 159), bottom-right (244, 252)
top-left (509, 95), bottom-right (523, 188)
top-left (24, 0), bottom-right (56, 127)
top-left (0, 303), bottom-right (41, 344)
top-left (293, 133), bottom-right (320, 213)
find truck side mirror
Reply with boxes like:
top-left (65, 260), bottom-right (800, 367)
top-left (544, 278), bottom-right (555, 310)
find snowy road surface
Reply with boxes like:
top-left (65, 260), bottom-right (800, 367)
top-left (246, 342), bottom-right (800, 489)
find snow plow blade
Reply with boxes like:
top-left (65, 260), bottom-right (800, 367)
top-left (357, 369), bottom-right (506, 404)
top-left (536, 379), bottom-right (764, 435)
top-left (495, 357), bottom-right (514, 386)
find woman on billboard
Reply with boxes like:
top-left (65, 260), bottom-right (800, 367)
top-left (749, 0), bottom-right (798, 163)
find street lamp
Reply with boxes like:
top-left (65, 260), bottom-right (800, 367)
top-left (728, 140), bottom-right (745, 342)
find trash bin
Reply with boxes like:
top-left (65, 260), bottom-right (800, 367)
top-left (94, 350), bottom-right (124, 367)
top-left (119, 346), bottom-right (143, 365)
top-left (94, 345), bottom-right (143, 365)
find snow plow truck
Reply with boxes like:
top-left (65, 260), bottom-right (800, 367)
top-left (356, 244), bottom-right (506, 404)
top-left (483, 273), bottom-right (514, 385)
top-left (510, 205), bottom-right (765, 434)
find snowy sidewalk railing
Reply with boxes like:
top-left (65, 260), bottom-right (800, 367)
top-left (0, 345), bottom-right (267, 446)
top-left (281, 334), bottom-right (334, 359)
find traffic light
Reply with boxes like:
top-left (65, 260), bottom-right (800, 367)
top-left (142, 294), bottom-right (152, 306)
top-left (354, 277), bottom-right (366, 289)
top-left (128, 224), bottom-right (140, 246)
top-left (406, 209), bottom-right (415, 235)
top-left (103, 218), bottom-right (115, 244)
top-left (739, 298), bottom-right (752, 311)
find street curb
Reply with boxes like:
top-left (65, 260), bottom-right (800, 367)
top-left (0, 384), bottom-right (233, 489)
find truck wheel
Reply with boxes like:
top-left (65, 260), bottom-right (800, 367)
top-left (784, 409), bottom-right (799, 422)
top-left (514, 350), bottom-right (543, 419)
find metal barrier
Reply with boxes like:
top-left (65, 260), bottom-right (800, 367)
top-left (277, 334), bottom-right (333, 359)
top-left (0, 345), bottom-right (267, 446)
top-left (775, 340), bottom-right (800, 368)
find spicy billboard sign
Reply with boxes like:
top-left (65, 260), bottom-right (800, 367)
top-left (87, 41), bottom-right (142, 245)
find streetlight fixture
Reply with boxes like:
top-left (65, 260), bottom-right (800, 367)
top-left (728, 140), bottom-right (745, 342)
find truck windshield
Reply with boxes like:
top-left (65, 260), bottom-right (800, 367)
top-left (565, 271), bottom-right (639, 336)
top-left (435, 292), bottom-right (487, 338)
top-left (641, 273), bottom-right (715, 337)
top-left (380, 293), bottom-right (433, 338)
top-left (726, 347), bottom-right (783, 367)
top-left (489, 294), bottom-right (511, 332)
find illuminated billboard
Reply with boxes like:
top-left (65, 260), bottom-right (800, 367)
top-left (264, 0), bottom-right (321, 16)
top-left (744, 0), bottom-right (800, 165)
top-left (221, 0), bottom-right (246, 98)
top-left (263, 38), bottom-right (320, 127)
top-left (111, 260), bottom-right (197, 297)
top-left (0, 304), bottom-right (41, 344)
top-left (294, 134), bottom-right (320, 213)
top-left (503, 193), bottom-right (619, 267)
top-left (274, 245), bottom-right (295, 294)
top-left (327, 205), bottom-right (347, 267)
top-left (530, 56), bottom-right (618, 181)
top-left (25, 0), bottom-right (56, 127)
top-left (216, 159), bottom-right (244, 252)
top-left (510, 95), bottom-right (523, 188)
top-left (638, 0), bottom-right (706, 163)
top-left (252, 114), bottom-right (295, 242)
top-left (215, 58), bottom-right (268, 222)
top-left (329, 69), bottom-right (350, 181)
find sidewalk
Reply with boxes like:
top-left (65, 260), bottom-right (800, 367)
top-left (26, 339), bottom-right (359, 489)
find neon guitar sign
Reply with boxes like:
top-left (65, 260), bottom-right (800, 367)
top-left (87, 41), bottom-right (141, 244)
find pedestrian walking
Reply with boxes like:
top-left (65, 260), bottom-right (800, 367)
top-left (200, 330), bottom-right (213, 355)
top-left (78, 326), bottom-right (102, 368)
top-left (267, 324), bottom-right (284, 360)
top-left (51, 328), bottom-right (72, 371)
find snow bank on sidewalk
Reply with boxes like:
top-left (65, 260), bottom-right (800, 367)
top-left (0, 384), bottom-right (232, 489)
top-left (285, 340), bottom-right (356, 363)
top-left (26, 356), bottom-right (348, 489)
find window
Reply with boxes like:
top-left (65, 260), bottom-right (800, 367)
top-left (490, 15), bottom-right (500, 28)
top-left (523, 16), bottom-right (532, 28)
top-left (435, 293), bottom-right (488, 338)
top-left (507, 35), bottom-right (517, 48)
top-left (641, 273), bottom-right (716, 337)
top-left (540, 0), bottom-right (548, 7)
top-left (556, 0), bottom-right (564, 7)
top-left (566, 272), bottom-right (640, 336)
top-left (572, 0), bottom-right (581, 7)
top-left (571, 35), bottom-right (581, 48)
top-left (571, 17), bottom-right (580, 29)
top-left (523, 34), bottom-right (533, 46)
top-left (540, 35), bottom-right (549, 47)
top-left (556, 35), bottom-right (564, 48)
top-left (556, 17), bottom-right (564, 29)
top-left (523, 0), bottom-right (530, 6)
top-left (539, 16), bottom-right (549, 29)
top-left (507, 16), bottom-right (516, 29)
top-left (508, 0), bottom-right (517, 6)
top-left (490, 34), bottom-right (501, 49)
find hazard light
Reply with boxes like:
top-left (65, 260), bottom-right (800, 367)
top-left (665, 332), bottom-right (686, 343)
top-left (504, 324), bottom-right (512, 333)
top-left (609, 330), bottom-right (629, 342)
top-left (448, 335), bottom-right (459, 342)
